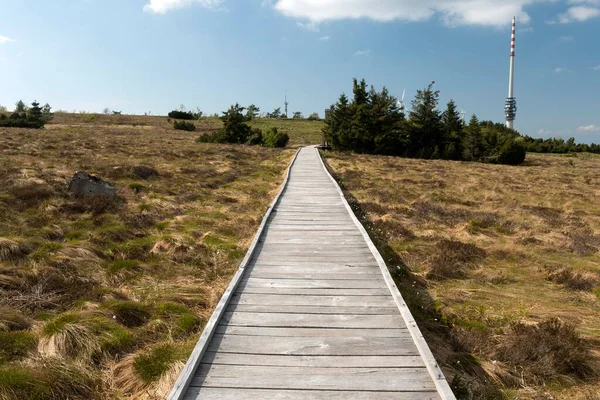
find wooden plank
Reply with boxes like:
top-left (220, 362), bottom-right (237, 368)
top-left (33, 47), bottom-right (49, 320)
top-left (202, 352), bottom-right (425, 368)
top-left (221, 312), bottom-right (405, 328)
top-left (207, 334), bottom-right (418, 356)
top-left (184, 388), bottom-right (441, 400)
top-left (214, 326), bottom-right (407, 338)
top-left (239, 278), bottom-right (387, 289)
top-left (238, 288), bottom-right (390, 296)
top-left (190, 365), bottom-right (435, 391)
top-left (228, 304), bottom-right (397, 315)
top-left (230, 294), bottom-right (396, 307)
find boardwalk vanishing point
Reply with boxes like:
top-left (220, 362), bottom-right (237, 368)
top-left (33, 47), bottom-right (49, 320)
top-left (169, 147), bottom-right (455, 400)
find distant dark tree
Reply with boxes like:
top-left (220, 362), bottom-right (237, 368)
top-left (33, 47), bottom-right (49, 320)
top-left (246, 104), bottom-right (260, 121)
top-left (168, 110), bottom-right (195, 120)
top-left (113, 111), bottom-right (122, 115)
top-left (198, 103), bottom-right (252, 144)
top-left (0, 105), bottom-right (7, 112)
top-left (269, 107), bottom-right (282, 119)
top-left (408, 82), bottom-right (442, 158)
top-left (293, 111), bottom-right (303, 119)
top-left (14, 100), bottom-right (27, 114)
top-left (103, 108), bottom-right (111, 115)
top-left (0, 100), bottom-right (51, 128)
top-left (441, 100), bottom-right (464, 160)
top-left (462, 115), bottom-right (485, 161)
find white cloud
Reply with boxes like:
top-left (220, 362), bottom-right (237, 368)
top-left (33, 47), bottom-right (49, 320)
top-left (318, 36), bottom-right (331, 41)
top-left (143, 0), bottom-right (224, 14)
top-left (272, 0), bottom-right (536, 27)
top-left (593, 65), bottom-right (600, 70)
top-left (577, 124), bottom-right (600, 132)
top-left (538, 129), bottom-right (554, 135)
top-left (296, 21), bottom-right (319, 31)
top-left (554, 66), bottom-right (567, 73)
top-left (354, 49), bottom-right (371, 56)
top-left (558, 6), bottom-right (600, 23)
top-left (558, 35), bottom-right (574, 42)
top-left (0, 35), bottom-right (15, 44)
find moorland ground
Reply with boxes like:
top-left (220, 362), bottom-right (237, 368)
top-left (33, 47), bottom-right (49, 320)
top-left (323, 150), bottom-right (600, 400)
top-left (0, 113), bottom-right (322, 399)
top-left (2, 111), bottom-right (599, 400)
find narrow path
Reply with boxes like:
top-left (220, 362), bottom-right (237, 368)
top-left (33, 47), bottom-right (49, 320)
top-left (170, 147), bottom-right (455, 400)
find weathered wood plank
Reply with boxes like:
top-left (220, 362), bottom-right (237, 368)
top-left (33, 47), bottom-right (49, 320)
top-left (202, 352), bottom-right (425, 367)
top-left (238, 288), bottom-right (391, 296)
top-left (228, 304), bottom-right (397, 315)
top-left (183, 388), bottom-right (441, 400)
top-left (221, 312), bottom-right (405, 328)
top-left (214, 326), bottom-right (408, 338)
top-left (191, 365), bottom-right (435, 391)
top-left (207, 334), bottom-right (418, 356)
top-left (229, 293), bottom-right (396, 307)
top-left (239, 278), bottom-right (387, 289)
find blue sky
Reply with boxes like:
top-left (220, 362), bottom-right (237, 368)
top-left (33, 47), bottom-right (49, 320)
top-left (1, 0), bottom-right (599, 142)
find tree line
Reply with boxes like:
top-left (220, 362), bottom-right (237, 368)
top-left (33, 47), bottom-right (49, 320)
top-left (521, 136), bottom-right (600, 154)
top-left (324, 79), bottom-right (528, 165)
top-left (0, 100), bottom-right (53, 129)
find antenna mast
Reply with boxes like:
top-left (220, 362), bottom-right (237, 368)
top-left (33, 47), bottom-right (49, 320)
top-left (505, 17), bottom-right (517, 129)
top-left (284, 92), bottom-right (289, 119)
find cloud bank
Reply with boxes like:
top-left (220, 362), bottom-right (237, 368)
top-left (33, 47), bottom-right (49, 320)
top-left (143, 0), bottom-right (223, 14)
top-left (0, 35), bottom-right (15, 44)
top-left (272, 0), bottom-right (537, 27)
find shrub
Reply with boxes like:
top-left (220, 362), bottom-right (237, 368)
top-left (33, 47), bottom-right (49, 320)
top-left (167, 110), bottom-right (195, 120)
top-left (427, 239), bottom-right (486, 280)
top-left (545, 265), bottom-right (599, 291)
top-left (495, 318), bottom-right (599, 383)
top-left (173, 120), bottom-right (195, 132)
top-left (246, 128), bottom-right (263, 146)
top-left (496, 139), bottom-right (526, 165)
top-left (198, 103), bottom-right (251, 144)
top-left (262, 127), bottom-right (289, 148)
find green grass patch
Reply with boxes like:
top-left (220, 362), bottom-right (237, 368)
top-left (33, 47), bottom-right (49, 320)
top-left (129, 183), bottom-right (145, 194)
top-left (0, 331), bottom-right (37, 363)
top-left (0, 366), bottom-right (50, 400)
top-left (133, 343), bottom-right (187, 383)
top-left (31, 241), bottom-right (63, 260)
top-left (65, 231), bottom-right (84, 241)
top-left (155, 221), bottom-right (169, 232)
top-left (42, 313), bottom-right (83, 337)
top-left (107, 259), bottom-right (140, 274)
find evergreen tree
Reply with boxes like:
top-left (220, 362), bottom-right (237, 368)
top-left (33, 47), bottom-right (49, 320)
top-left (246, 104), bottom-right (259, 120)
top-left (408, 82), bottom-right (442, 158)
top-left (463, 115), bottom-right (484, 161)
top-left (441, 100), bottom-right (464, 160)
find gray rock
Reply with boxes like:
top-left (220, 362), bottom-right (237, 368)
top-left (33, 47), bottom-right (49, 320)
top-left (68, 171), bottom-right (116, 198)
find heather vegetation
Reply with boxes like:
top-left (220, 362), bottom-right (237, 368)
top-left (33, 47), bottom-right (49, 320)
top-left (323, 151), bottom-right (600, 399)
top-left (0, 113), bottom-right (294, 399)
top-left (325, 79), bottom-right (527, 165)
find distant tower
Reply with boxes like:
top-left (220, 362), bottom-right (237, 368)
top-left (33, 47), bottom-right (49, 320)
top-left (505, 17), bottom-right (517, 130)
top-left (284, 92), bottom-right (289, 119)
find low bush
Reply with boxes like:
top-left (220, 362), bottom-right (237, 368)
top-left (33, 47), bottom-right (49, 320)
top-left (427, 239), bottom-right (486, 280)
top-left (495, 318), bottom-right (599, 383)
top-left (167, 110), bottom-right (194, 120)
top-left (262, 127), bottom-right (289, 148)
top-left (173, 121), bottom-right (195, 132)
top-left (496, 139), bottom-right (526, 165)
top-left (545, 265), bottom-right (599, 291)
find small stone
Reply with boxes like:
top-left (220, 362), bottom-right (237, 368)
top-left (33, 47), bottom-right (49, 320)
top-left (67, 171), bottom-right (116, 198)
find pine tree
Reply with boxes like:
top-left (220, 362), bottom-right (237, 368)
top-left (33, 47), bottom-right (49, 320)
top-left (463, 115), bottom-right (484, 161)
top-left (408, 82), bottom-right (442, 157)
top-left (441, 100), bottom-right (464, 160)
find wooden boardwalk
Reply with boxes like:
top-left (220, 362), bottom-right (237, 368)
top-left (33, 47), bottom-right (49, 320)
top-left (169, 147), bottom-right (455, 400)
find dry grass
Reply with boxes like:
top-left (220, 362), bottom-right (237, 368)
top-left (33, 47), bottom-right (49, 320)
top-left (323, 151), bottom-right (600, 399)
top-left (0, 113), bottom-right (298, 398)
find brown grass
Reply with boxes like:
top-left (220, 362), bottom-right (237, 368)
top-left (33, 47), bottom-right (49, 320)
top-left (0, 113), bottom-right (297, 398)
top-left (323, 151), bottom-right (600, 399)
